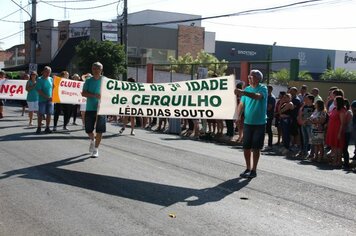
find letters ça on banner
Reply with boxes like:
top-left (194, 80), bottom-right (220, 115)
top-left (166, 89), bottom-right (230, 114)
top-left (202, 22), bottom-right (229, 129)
top-left (98, 75), bottom-right (237, 119)
top-left (0, 79), bottom-right (27, 100)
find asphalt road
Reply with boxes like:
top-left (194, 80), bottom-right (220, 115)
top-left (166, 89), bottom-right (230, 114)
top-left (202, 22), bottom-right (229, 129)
top-left (0, 105), bottom-right (356, 236)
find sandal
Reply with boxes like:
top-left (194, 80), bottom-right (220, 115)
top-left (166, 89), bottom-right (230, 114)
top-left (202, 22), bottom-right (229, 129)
top-left (119, 127), bottom-right (125, 134)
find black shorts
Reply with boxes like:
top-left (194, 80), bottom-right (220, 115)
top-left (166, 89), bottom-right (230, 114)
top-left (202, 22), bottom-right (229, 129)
top-left (85, 111), bottom-right (106, 134)
top-left (290, 119), bottom-right (299, 136)
top-left (243, 124), bottom-right (266, 150)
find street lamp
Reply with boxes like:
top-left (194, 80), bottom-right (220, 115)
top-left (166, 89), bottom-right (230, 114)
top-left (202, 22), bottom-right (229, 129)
top-left (266, 42), bottom-right (277, 85)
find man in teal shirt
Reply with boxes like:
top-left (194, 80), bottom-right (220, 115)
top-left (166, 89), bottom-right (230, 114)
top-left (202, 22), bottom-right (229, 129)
top-left (82, 62), bottom-right (106, 158)
top-left (36, 66), bottom-right (53, 134)
top-left (236, 69), bottom-right (267, 178)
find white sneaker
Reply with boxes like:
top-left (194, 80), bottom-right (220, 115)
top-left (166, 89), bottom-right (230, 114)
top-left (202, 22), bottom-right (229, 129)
top-left (91, 148), bottom-right (99, 158)
top-left (89, 140), bottom-right (95, 153)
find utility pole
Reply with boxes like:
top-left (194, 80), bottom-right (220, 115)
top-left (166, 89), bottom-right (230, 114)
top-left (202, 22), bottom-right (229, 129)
top-left (123, 0), bottom-right (128, 81)
top-left (30, 0), bottom-right (37, 72)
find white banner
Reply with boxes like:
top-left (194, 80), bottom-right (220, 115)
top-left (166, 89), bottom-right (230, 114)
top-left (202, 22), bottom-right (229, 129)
top-left (98, 76), bottom-right (237, 119)
top-left (0, 79), bottom-right (27, 100)
top-left (53, 76), bottom-right (86, 105)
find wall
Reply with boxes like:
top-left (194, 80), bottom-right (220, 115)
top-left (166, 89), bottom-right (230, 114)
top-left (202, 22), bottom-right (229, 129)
top-left (272, 46), bottom-right (335, 73)
top-left (214, 41), bottom-right (269, 62)
top-left (177, 25), bottom-right (204, 58)
top-left (128, 10), bottom-right (201, 29)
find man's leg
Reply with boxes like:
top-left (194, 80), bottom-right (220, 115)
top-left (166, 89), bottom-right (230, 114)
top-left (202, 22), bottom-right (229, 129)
top-left (252, 149), bottom-right (261, 171)
top-left (243, 149), bottom-right (252, 170)
top-left (95, 133), bottom-right (102, 148)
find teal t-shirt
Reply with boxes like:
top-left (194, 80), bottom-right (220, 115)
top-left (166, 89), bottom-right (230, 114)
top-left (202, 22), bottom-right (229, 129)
top-left (83, 76), bottom-right (102, 111)
top-left (26, 80), bottom-right (39, 102)
top-left (241, 84), bottom-right (268, 125)
top-left (36, 76), bottom-right (53, 102)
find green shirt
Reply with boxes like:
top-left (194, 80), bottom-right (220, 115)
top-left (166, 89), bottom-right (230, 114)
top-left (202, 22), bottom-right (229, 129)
top-left (36, 76), bottom-right (53, 102)
top-left (83, 76), bottom-right (102, 111)
top-left (26, 80), bottom-right (39, 102)
top-left (241, 84), bottom-right (268, 125)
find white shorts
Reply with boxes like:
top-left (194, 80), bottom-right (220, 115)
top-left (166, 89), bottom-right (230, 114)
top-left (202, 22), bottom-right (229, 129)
top-left (80, 103), bottom-right (86, 112)
top-left (27, 101), bottom-right (38, 112)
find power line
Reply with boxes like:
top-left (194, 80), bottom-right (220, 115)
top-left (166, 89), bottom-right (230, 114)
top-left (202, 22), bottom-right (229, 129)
top-left (40, 0), bottom-right (119, 10)
top-left (0, 3), bottom-right (30, 21)
top-left (0, 30), bottom-right (25, 41)
top-left (42, 0), bottom-right (96, 2)
top-left (205, 21), bottom-right (356, 30)
top-left (10, 0), bottom-right (31, 18)
top-left (127, 0), bottom-right (346, 27)
top-left (0, 19), bottom-right (24, 23)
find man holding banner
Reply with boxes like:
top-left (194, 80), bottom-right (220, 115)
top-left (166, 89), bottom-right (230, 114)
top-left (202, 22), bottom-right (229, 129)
top-left (36, 66), bottom-right (54, 134)
top-left (236, 69), bottom-right (267, 179)
top-left (82, 62), bottom-right (106, 158)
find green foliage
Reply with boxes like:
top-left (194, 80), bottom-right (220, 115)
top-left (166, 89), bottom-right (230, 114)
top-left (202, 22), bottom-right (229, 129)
top-left (320, 68), bottom-right (356, 81)
top-left (75, 39), bottom-right (126, 79)
top-left (168, 50), bottom-right (228, 77)
top-left (271, 69), bottom-right (290, 86)
top-left (299, 70), bottom-right (313, 81)
top-left (271, 69), bottom-right (312, 85)
top-left (5, 72), bottom-right (21, 79)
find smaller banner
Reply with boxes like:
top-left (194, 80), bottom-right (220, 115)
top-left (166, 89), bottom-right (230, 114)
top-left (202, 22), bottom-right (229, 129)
top-left (98, 75), bottom-right (237, 119)
top-left (52, 76), bottom-right (86, 104)
top-left (0, 79), bottom-right (27, 100)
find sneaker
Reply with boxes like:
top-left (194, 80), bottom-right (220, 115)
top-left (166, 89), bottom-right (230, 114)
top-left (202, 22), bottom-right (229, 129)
top-left (248, 170), bottom-right (257, 178)
top-left (130, 130), bottom-right (135, 136)
top-left (89, 140), bottom-right (95, 153)
top-left (44, 127), bottom-right (52, 134)
top-left (239, 169), bottom-right (250, 178)
top-left (262, 146), bottom-right (273, 152)
top-left (72, 122), bottom-right (77, 126)
top-left (281, 148), bottom-right (290, 156)
top-left (63, 126), bottom-right (69, 131)
top-left (35, 127), bottom-right (41, 134)
top-left (53, 126), bottom-right (57, 132)
top-left (91, 148), bottom-right (99, 158)
top-left (118, 127), bottom-right (125, 135)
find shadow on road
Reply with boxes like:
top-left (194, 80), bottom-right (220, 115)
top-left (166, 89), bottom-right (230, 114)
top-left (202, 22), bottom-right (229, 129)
top-left (0, 155), bottom-right (250, 207)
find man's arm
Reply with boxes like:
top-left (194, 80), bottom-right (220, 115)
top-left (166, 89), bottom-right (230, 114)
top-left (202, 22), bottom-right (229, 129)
top-left (82, 90), bottom-right (100, 99)
top-left (235, 89), bottom-right (263, 100)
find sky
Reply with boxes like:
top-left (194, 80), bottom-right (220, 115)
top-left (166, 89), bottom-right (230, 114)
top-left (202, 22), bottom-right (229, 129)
top-left (1, 0), bottom-right (356, 51)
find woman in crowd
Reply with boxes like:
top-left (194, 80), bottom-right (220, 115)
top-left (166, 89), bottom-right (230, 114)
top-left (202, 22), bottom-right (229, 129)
top-left (70, 74), bottom-right (81, 126)
top-left (297, 94), bottom-right (315, 157)
top-left (309, 100), bottom-right (327, 162)
top-left (25, 71), bottom-right (39, 126)
top-left (279, 93), bottom-right (294, 155)
top-left (53, 71), bottom-right (72, 131)
top-left (325, 96), bottom-right (346, 167)
top-left (342, 99), bottom-right (353, 169)
top-left (274, 91), bottom-right (286, 146)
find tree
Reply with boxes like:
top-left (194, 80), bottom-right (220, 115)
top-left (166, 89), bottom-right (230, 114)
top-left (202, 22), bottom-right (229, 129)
top-left (75, 39), bottom-right (126, 79)
top-left (320, 68), bottom-right (356, 81)
top-left (270, 69), bottom-right (312, 86)
top-left (169, 50), bottom-right (228, 77)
